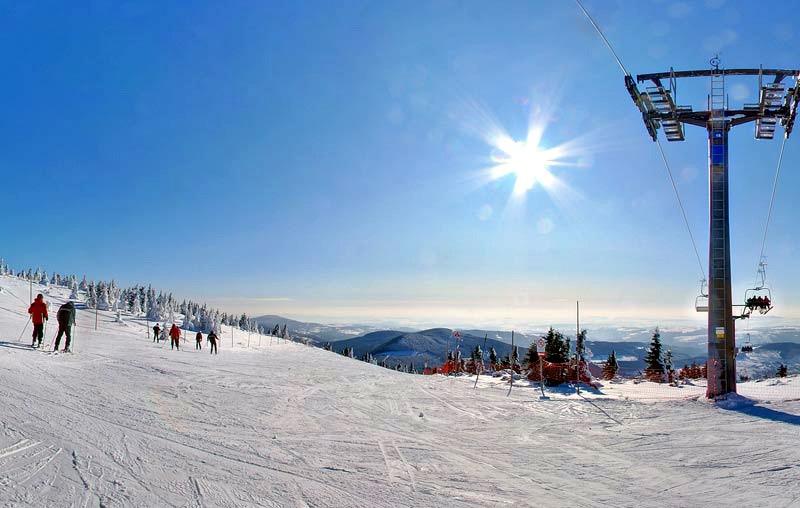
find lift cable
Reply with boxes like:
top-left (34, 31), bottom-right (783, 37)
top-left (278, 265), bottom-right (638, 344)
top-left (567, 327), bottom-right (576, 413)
top-left (655, 139), bottom-right (707, 281)
top-left (574, 0), bottom-right (629, 76)
top-left (757, 136), bottom-right (787, 268)
top-left (574, 0), bottom-right (707, 282)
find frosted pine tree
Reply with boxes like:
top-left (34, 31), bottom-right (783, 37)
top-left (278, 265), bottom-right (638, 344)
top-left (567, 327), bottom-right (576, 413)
top-left (184, 306), bottom-right (194, 331)
top-left (69, 282), bottom-right (79, 300)
top-left (146, 299), bottom-right (162, 321)
top-left (97, 283), bottom-right (111, 311)
top-left (129, 290), bottom-right (140, 315)
top-left (79, 276), bottom-right (88, 291)
top-left (86, 282), bottom-right (97, 309)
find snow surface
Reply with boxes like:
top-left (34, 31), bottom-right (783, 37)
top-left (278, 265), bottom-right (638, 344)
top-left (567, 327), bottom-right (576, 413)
top-left (1, 274), bottom-right (800, 507)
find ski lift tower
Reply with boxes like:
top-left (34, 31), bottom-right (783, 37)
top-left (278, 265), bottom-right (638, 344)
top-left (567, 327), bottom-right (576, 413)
top-left (624, 57), bottom-right (800, 398)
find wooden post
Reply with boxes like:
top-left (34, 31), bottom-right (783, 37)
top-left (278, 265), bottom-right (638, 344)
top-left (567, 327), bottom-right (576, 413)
top-left (95, 305), bottom-right (98, 331)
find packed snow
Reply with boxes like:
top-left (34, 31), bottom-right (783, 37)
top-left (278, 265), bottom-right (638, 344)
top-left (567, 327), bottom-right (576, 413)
top-left (1, 274), bottom-right (800, 507)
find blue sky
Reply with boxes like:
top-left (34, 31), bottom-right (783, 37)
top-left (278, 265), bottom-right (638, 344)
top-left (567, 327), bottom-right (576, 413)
top-left (2, 0), bottom-right (799, 328)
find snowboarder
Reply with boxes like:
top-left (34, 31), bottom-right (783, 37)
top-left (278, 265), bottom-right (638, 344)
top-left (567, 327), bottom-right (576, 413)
top-left (27, 294), bottom-right (48, 348)
top-left (208, 330), bottom-right (218, 355)
top-left (153, 324), bottom-right (160, 343)
top-left (195, 331), bottom-right (203, 350)
top-left (53, 301), bottom-right (76, 352)
top-left (169, 324), bottom-right (181, 350)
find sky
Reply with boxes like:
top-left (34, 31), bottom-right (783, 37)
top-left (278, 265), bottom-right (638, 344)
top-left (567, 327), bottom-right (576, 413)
top-left (2, 0), bottom-right (800, 329)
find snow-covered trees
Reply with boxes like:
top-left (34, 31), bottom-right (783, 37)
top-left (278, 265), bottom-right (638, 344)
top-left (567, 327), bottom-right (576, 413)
top-left (79, 276), bottom-right (88, 291)
top-left (146, 299), bottom-right (162, 321)
top-left (184, 306), bottom-right (194, 331)
top-left (86, 282), bottom-right (97, 309)
top-left (69, 281), bottom-right (79, 300)
top-left (96, 282), bottom-right (111, 311)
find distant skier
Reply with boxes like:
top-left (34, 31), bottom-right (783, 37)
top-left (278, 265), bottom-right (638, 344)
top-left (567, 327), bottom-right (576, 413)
top-left (195, 331), bottom-right (203, 350)
top-left (152, 324), bottom-right (161, 343)
top-left (169, 324), bottom-right (181, 350)
top-left (208, 330), bottom-right (218, 355)
top-left (27, 294), bottom-right (48, 348)
top-left (53, 301), bottom-right (76, 352)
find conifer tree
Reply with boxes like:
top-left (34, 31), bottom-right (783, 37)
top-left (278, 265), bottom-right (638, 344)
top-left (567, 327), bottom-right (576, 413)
top-left (524, 343), bottom-right (539, 367)
top-left (602, 351), bottom-right (618, 379)
top-left (777, 364), bottom-right (788, 377)
top-left (489, 347), bottom-right (498, 366)
top-left (69, 282), bottom-right (79, 301)
top-left (474, 345), bottom-right (483, 372)
top-left (664, 350), bottom-right (674, 382)
top-left (575, 329), bottom-right (587, 360)
top-left (543, 327), bottom-right (568, 363)
top-left (86, 281), bottom-right (97, 309)
top-left (644, 328), bottom-right (665, 381)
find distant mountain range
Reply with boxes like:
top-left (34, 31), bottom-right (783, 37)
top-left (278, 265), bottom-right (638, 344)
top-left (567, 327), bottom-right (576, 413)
top-left (256, 315), bottom-right (800, 375)
top-left (331, 328), bottom-right (515, 368)
top-left (254, 315), bottom-right (414, 343)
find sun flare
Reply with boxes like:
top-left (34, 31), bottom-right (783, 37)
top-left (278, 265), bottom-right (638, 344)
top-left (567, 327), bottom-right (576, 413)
top-left (490, 139), bottom-right (550, 195)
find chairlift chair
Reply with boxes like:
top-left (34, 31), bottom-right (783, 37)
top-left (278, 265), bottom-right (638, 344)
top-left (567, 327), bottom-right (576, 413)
top-left (744, 260), bottom-right (774, 315)
top-left (695, 278), bottom-right (708, 312)
top-left (740, 333), bottom-right (754, 353)
top-left (744, 287), bottom-right (773, 315)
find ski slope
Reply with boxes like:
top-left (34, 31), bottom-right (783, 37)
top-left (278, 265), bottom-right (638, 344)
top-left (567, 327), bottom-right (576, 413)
top-left (1, 275), bottom-right (799, 508)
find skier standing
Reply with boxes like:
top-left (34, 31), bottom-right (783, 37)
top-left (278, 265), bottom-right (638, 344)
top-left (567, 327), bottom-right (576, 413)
top-left (53, 301), bottom-right (76, 352)
top-left (208, 330), bottom-right (218, 355)
top-left (27, 294), bottom-right (48, 348)
top-left (152, 324), bottom-right (160, 343)
top-left (195, 331), bottom-right (203, 350)
top-left (169, 324), bottom-right (181, 350)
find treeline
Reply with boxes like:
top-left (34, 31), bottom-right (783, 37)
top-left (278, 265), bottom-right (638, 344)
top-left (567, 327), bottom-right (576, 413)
top-left (0, 257), bottom-right (290, 338)
top-left (322, 343), bottom-right (421, 374)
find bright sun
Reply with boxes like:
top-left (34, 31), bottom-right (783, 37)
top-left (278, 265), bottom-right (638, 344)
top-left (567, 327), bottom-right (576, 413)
top-left (490, 138), bottom-right (551, 195)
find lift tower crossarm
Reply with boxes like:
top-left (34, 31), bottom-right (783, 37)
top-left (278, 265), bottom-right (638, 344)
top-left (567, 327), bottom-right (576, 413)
top-left (635, 68), bottom-right (800, 139)
top-left (637, 68), bottom-right (800, 82)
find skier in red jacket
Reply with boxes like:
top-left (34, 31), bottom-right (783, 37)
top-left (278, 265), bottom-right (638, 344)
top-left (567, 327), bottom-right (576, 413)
top-left (27, 294), bottom-right (48, 348)
top-left (169, 324), bottom-right (181, 350)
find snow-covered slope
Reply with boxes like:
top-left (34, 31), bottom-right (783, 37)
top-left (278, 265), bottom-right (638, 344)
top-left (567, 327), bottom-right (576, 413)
top-left (1, 274), bottom-right (800, 507)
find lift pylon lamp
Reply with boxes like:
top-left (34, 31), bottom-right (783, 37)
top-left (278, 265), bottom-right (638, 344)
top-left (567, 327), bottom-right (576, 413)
top-left (624, 58), bottom-right (800, 398)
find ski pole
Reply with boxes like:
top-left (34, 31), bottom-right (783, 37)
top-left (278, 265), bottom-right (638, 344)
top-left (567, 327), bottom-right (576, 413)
top-left (17, 317), bottom-right (31, 342)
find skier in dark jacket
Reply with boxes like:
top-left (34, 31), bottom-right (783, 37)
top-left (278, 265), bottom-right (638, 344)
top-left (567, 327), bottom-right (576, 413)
top-left (208, 330), bottom-right (218, 355)
top-left (53, 301), bottom-right (76, 352)
top-left (195, 331), bottom-right (203, 350)
top-left (153, 324), bottom-right (160, 343)
top-left (28, 294), bottom-right (48, 348)
top-left (169, 324), bottom-right (181, 350)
